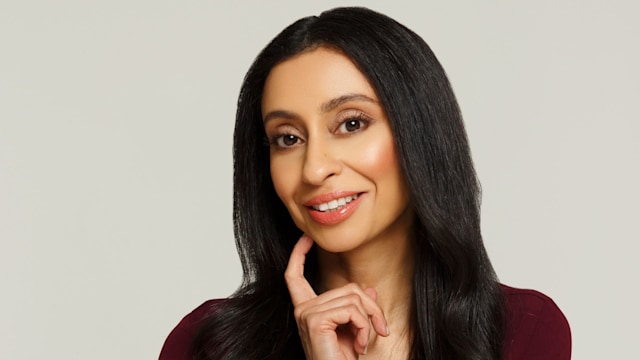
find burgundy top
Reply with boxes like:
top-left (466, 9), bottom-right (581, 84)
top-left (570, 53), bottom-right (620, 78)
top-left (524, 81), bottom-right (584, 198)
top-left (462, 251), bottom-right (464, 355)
top-left (159, 285), bottom-right (571, 359)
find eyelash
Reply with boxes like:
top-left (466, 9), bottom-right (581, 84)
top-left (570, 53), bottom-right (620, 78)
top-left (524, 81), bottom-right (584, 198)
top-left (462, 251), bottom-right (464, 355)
top-left (270, 133), bottom-right (301, 148)
top-left (268, 113), bottom-right (372, 150)
top-left (268, 125), bottom-right (302, 149)
top-left (336, 113), bottom-right (370, 135)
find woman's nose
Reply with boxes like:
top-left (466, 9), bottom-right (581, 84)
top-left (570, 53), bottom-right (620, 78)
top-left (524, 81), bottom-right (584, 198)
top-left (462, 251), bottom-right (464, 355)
top-left (301, 138), bottom-right (342, 185)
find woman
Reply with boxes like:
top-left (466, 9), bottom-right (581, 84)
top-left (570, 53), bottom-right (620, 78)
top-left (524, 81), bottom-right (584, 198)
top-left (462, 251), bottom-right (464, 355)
top-left (160, 7), bottom-right (570, 360)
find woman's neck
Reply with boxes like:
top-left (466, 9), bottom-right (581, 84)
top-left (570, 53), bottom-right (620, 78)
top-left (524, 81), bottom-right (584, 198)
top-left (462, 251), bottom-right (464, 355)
top-left (315, 229), bottom-right (415, 334)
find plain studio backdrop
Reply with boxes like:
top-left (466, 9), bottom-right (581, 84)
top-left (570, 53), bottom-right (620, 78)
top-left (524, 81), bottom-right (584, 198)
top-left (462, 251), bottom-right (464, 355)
top-left (1, 1), bottom-right (638, 359)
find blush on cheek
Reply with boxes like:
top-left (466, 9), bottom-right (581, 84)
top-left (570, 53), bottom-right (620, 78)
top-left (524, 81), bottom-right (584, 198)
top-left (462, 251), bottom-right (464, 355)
top-left (356, 137), bottom-right (398, 177)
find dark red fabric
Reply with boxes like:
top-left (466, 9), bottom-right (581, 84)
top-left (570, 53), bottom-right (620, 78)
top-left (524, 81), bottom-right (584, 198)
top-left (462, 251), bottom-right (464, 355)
top-left (159, 285), bottom-right (571, 359)
top-left (501, 285), bottom-right (571, 359)
top-left (159, 299), bottom-right (222, 360)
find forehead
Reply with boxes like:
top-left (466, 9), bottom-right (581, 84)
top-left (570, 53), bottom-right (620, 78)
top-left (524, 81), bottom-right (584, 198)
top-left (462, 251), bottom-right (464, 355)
top-left (261, 47), bottom-right (377, 114)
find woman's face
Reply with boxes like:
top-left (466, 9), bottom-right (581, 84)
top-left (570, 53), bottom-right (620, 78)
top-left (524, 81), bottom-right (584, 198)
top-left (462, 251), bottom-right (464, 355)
top-left (262, 47), bottom-right (413, 253)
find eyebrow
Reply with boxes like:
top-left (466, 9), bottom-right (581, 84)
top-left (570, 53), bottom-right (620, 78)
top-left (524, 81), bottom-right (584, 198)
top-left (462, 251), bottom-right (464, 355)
top-left (262, 93), bottom-right (378, 124)
top-left (320, 93), bottom-right (378, 113)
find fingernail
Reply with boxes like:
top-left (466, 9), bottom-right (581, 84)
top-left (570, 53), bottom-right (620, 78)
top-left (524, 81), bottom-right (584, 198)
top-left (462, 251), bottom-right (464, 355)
top-left (386, 326), bottom-right (390, 336)
top-left (363, 344), bottom-right (368, 355)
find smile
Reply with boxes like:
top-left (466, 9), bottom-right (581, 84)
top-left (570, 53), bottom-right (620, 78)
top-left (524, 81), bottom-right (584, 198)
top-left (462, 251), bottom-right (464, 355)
top-left (304, 192), bottom-right (364, 226)
top-left (310, 194), bottom-right (359, 212)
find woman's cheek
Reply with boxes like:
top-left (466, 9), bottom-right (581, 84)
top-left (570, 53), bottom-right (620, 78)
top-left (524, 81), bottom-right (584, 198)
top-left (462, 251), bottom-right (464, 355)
top-left (348, 134), bottom-right (397, 178)
top-left (270, 156), bottom-right (307, 230)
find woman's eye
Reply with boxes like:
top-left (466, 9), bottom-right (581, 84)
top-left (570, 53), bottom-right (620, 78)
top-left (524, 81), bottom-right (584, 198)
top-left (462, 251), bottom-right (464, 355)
top-left (338, 118), bottom-right (365, 133)
top-left (275, 134), bottom-right (300, 147)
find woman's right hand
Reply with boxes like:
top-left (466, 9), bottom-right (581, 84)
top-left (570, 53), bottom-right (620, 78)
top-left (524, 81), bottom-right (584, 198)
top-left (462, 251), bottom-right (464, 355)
top-left (284, 235), bottom-right (389, 359)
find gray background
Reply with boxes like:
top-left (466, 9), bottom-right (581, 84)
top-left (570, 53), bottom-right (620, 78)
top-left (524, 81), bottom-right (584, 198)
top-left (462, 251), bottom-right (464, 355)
top-left (1, 1), bottom-right (638, 358)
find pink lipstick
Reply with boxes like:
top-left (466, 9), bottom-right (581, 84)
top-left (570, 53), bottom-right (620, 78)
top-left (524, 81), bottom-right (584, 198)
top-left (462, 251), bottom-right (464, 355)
top-left (304, 191), bottom-right (364, 226)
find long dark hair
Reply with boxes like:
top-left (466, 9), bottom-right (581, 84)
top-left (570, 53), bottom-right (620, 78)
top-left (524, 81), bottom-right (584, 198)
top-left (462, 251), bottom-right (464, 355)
top-left (192, 7), bottom-right (504, 360)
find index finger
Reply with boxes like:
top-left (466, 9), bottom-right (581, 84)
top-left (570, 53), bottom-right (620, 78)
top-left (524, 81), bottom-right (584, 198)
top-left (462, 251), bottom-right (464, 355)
top-left (284, 235), bottom-right (316, 305)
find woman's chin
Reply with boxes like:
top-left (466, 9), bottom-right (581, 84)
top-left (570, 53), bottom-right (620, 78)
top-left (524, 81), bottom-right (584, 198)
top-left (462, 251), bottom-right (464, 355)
top-left (307, 232), bottom-right (368, 254)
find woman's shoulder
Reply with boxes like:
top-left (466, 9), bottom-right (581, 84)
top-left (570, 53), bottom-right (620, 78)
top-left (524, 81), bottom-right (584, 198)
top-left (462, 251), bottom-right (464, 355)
top-left (159, 299), bottom-right (226, 360)
top-left (501, 284), bottom-right (571, 360)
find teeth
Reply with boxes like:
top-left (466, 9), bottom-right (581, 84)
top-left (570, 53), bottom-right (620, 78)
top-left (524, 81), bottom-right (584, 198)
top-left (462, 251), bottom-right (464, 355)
top-left (311, 194), bottom-right (359, 212)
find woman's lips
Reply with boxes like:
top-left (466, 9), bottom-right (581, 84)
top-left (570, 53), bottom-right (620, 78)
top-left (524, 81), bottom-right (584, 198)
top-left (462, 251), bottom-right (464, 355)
top-left (305, 192), bottom-right (364, 226)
